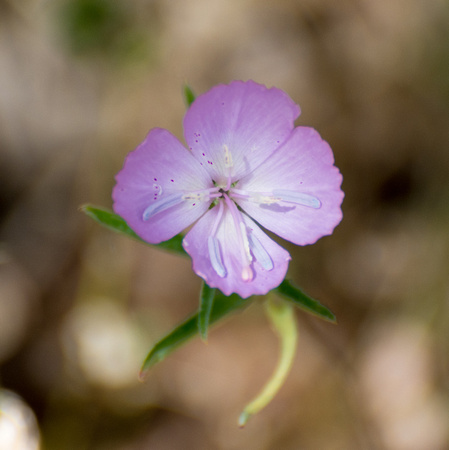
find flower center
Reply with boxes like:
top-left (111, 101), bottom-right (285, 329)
top-left (141, 142), bottom-right (321, 284)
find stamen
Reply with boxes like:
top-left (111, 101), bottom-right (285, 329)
top-left (183, 192), bottom-right (211, 202)
top-left (232, 188), bottom-right (321, 209)
top-left (223, 144), bottom-right (233, 168)
top-left (272, 189), bottom-right (321, 209)
top-left (224, 145), bottom-right (234, 190)
top-left (239, 222), bottom-right (253, 263)
top-left (253, 194), bottom-right (279, 204)
top-left (225, 175), bottom-right (232, 191)
top-left (229, 191), bottom-right (249, 200)
top-left (247, 233), bottom-right (273, 271)
top-left (142, 193), bottom-right (184, 221)
top-left (208, 236), bottom-right (226, 278)
top-left (208, 201), bottom-right (227, 278)
top-left (210, 200), bottom-right (224, 237)
top-left (182, 186), bottom-right (222, 201)
top-left (223, 193), bottom-right (254, 282)
top-left (232, 189), bottom-right (278, 204)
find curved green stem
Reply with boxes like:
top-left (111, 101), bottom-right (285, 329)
top-left (238, 298), bottom-right (298, 427)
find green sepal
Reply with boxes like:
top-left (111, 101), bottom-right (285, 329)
top-left (183, 84), bottom-right (196, 107)
top-left (275, 279), bottom-right (337, 323)
top-left (140, 291), bottom-right (248, 377)
top-left (80, 204), bottom-right (186, 256)
top-left (198, 282), bottom-right (216, 341)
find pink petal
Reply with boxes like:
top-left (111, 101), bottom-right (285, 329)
top-left (235, 127), bottom-right (344, 245)
top-left (113, 128), bottom-right (212, 244)
top-left (183, 205), bottom-right (291, 298)
top-left (183, 80), bottom-right (300, 185)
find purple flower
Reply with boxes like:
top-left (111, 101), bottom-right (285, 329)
top-left (113, 81), bottom-right (344, 298)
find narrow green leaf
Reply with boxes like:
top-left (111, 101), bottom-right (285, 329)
top-left (183, 84), bottom-right (196, 107)
top-left (81, 204), bottom-right (141, 239)
top-left (198, 282), bottom-right (216, 341)
top-left (81, 204), bottom-right (186, 256)
top-left (140, 291), bottom-right (248, 376)
top-left (275, 279), bottom-right (337, 323)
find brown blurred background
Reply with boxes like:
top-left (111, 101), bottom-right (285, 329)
top-left (1, 0), bottom-right (449, 449)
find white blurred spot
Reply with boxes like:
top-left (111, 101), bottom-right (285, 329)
top-left (359, 321), bottom-right (449, 450)
top-left (62, 298), bottom-right (145, 389)
top-left (0, 390), bottom-right (40, 450)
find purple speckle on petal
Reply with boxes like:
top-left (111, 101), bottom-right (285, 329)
top-left (154, 178), bottom-right (157, 181)
top-left (195, 140), bottom-right (198, 143)
top-left (171, 179), bottom-right (174, 182)
top-left (202, 153), bottom-right (205, 156)
top-left (193, 203), bottom-right (196, 206)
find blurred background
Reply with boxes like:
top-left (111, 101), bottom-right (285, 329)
top-left (1, 0), bottom-right (449, 449)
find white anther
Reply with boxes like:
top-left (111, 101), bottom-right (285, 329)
top-left (239, 222), bottom-right (252, 262)
top-left (247, 233), bottom-right (273, 271)
top-left (142, 193), bottom-right (184, 221)
top-left (272, 190), bottom-right (321, 209)
top-left (208, 236), bottom-right (226, 278)
top-left (223, 145), bottom-right (234, 168)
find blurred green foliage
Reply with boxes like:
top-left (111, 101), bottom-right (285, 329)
top-left (58, 0), bottom-right (152, 63)
top-left (61, 0), bottom-right (124, 53)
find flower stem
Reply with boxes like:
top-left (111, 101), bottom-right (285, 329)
top-left (238, 298), bottom-right (298, 427)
